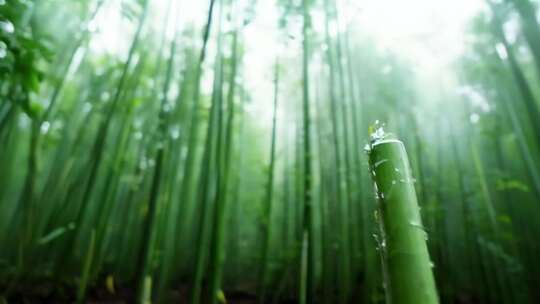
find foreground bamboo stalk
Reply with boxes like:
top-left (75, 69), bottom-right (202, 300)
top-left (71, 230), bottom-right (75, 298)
top-left (368, 135), bottom-right (438, 304)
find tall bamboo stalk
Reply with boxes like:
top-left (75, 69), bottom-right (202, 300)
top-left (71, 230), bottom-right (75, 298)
top-left (322, 0), bottom-right (351, 301)
top-left (135, 7), bottom-right (178, 300)
top-left (176, 0), bottom-right (217, 246)
top-left (259, 58), bottom-right (280, 303)
top-left (14, 0), bottom-right (105, 272)
top-left (209, 25), bottom-right (240, 304)
top-left (191, 4), bottom-right (224, 301)
top-left (508, 0), bottom-right (540, 79)
top-left (368, 136), bottom-right (438, 304)
top-left (489, 1), bottom-right (540, 144)
top-left (299, 0), bottom-right (314, 302)
top-left (54, 0), bottom-right (150, 271)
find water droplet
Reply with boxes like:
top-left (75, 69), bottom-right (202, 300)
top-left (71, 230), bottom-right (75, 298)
top-left (364, 143), bottom-right (371, 153)
top-left (370, 121), bottom-right (387, 143)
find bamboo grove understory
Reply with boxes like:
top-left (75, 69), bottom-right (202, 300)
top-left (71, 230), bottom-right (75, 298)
top-left (2, 0), bottom-right (540, 303)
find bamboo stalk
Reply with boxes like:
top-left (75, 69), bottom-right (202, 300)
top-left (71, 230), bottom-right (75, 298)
top-left (322, 0), bottom-right (351, 301)
top-left (508, 0), bottom-right (540, 80)
top-left (54, 0), bottom-right (151, 273)
top-left (76, 229), bottom-right (96, 304)
top-left (368, 136), bottom-right (438, 304)
top-left (176, 0), bottom-right (217, 246)
top-left (489, 1), bottom-right (540, 144)
top-left (135, 3), bottom-right (177, 299)
top-left (259, 58), bottom-right (280, 303)
top-left (300, 0), bottom-right (315, 302)
top-left (208, 25), bottom-right (240, 304)
top-left (191, 4), bottom-right (224, 301)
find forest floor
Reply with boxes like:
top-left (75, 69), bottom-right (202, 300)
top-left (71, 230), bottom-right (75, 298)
top-left (0, 280), bottom-right (297, 303)
top-left (1, 278), bottom-right (480, 303)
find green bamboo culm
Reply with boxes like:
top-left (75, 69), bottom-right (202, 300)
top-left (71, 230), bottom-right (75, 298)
top-left (76, 229), bottom-right (96, 304)
top-left (367, 134), bottom-right (439, 304)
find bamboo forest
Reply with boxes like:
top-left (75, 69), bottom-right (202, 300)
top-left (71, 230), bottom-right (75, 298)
top-left (3, 0), bottom-right (540, 303)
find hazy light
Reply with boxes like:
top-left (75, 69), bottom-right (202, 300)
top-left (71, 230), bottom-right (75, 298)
top-left (470, 113), bottom-right (480, 124)
top-left (496, 43), bottom-right (508, 59)
top-left (86, 0), bottom-right (487, 131)
top-left (0, 20), bottom-right (14, 33)
top-left (351, 0), bottom-right (485, 69)
top-left (41, 121), bottom-right (51, 134)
